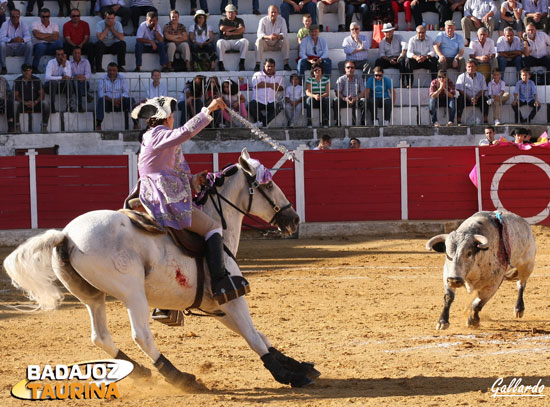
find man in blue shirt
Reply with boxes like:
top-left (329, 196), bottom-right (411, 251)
top-left (512, 68), bottom-right (540, 123)
top-left (434, 20), bottom-right (465, 72)
top-left (297, 24), bottom-right (331, 76)
top-left (365, 66), bottom-right (395, 125)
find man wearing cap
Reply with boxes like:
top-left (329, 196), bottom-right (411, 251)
top-left (461, 0), bottom-right (496, 45)
top-left (297, 24), bottom-right (331, 76)
top-left (434, 20), bottom-right (465, 72)
top-left (280, 0), bottom-right (318, 30)
top-left (375, 23), bottom-right (409, 87)
top-left (405, 25), bottom-right (438, 81)
top-left (455, 59), bottom-right (489, 124)
top-left (255, 5), bottom-right (291, 72)
top-left (0, 8), bottom-right (32, 75)
top-left (217, 4), bottom-right (248, 71)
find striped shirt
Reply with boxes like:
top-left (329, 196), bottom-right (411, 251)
top-left (342, 34), bottom-right (369, 61)
top-left (306, 76), bottom-right (330, 95)
top-left (0, 20), bottom-right (31, 44)
top-left (97, 74), bottom-right (129, 99)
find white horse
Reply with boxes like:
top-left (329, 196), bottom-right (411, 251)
top-left (4, 149), bottom-right (319, 390)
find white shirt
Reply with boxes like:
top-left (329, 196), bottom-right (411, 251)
top-left (257, 15), bottom-right (287, 39)
top-left (45, 58), bottom-right (72, 80)
top-left (526, 31), bottom-right (550, 59)
top-left (136, 21), bottom-right (163, 42)
top-left (188, 23), bottom-right (212, 44)
top-left (406, 35), bottom-right (435, 58)
top-left (379, 34), bottom-right (406, 58)
top-left (470, 37), bottom-right (496, 57)
top-left (69, 57), bottom-right (92, 79)
top-left (32, 21), bottom-right (59, 45)
top-left (487, 79), bottom-right (506, 96)
top-left (252, 71), bottom-right (284, 104)
top-left (146, 81), bottom-right (168, 99)
top-left (285, 85), bottom-right (303, 102)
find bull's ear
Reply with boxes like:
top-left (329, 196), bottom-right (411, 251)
top-left (426, 234), bottom-right (448, 252)
top-left (473, 234), bottom-right (489, 249)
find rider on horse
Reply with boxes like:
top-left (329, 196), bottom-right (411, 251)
top-left (130, 96), bottom-right (250, 308)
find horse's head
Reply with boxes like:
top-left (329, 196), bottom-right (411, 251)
top-left (238, 149), bottom-right (300, 235)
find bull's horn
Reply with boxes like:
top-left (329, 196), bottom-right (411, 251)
top-left (426, 234), bottom-right (448, 252)
top-left (473, 234), bottom-right (489, 249)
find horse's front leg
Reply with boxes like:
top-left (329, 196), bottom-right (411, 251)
top-left (218, 298), bottom-right (314, 387)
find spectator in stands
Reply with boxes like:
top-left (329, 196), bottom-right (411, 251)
top-left (164, 9), bottom-right (191, 72)
top-left (129, 0), bottom-right (157, 36)
top-left (0, 74), bottom-right (15, 132)
top-left (255, 5), bottom-right (291, 72)
top-left (522, 0), bottom-right (547, 32)
top-left (498, 0), bottom-right (523, 37)
top-left (511, 127), bottom-right (530, 144)
top-left (522, 23), bottom-right (550, 83)
top-left (486, 69), bottom-right (509, 125)
top-left (341, 22), bottom-right (371, 75)
top-left (455, 59), bottom-right (488, 125)
top-left (32, 8), bottom-right (63, 73)
top-left (285, 73), bottom-right (303, 126)
top-left (349, 137), bottom-right (360, 148)
top-left (440, 0), bottom-right (466, 29)
top-left (70, 46), bottom-right (92, 112)
top-left (178, 74), bottom-right (205, 125)
top-left (365, 66), bottom-right (395, 126)
top-left (250, 58), bottom-right (284, 127)
top-left (45, 48), bottom-right (75, 112)
top-left (496, 27), bottom-right (524, 75)
top-left (317, 0), bottom-right (346, 32)
top-left (469, 27), bottom-right (497, 78)
top-left (188, 10), bottom-right (216, 71)
top-left (0, 8), bottom-right (32, 75)
top-left (145, 69), bottom-right (167, 100)
top-left (216, 4), bottom-right (248, 71)
top-left (280, 0), bottom-right (317, 31)
top-left (95, 62), bottom-right (136, 130)
top-left (410, 0), bottom-right (439, 29)
top-left (479, 125), bottom-right (499, 145)
top-left (95, 8), bottom-right (127, 73)
top-left (306, 63), bottom-right (331, 127)
top-left (135, 11), bottom-right (168, 73)
top-left (25, 0), bottom-right (43, 17)
top-left (314, 134), bottom-right (332, 149)
top-left (512, 67), bottom-right (541, 123)
top-left (63, 8), bottom-right (93, 64)
top-left (190, 0), bottom-right (210, 15)
top-left (405, 25), bottom-right (438, 82)
top-left (298, 24), bottom-right (332, 76)
top-left (220, 0), bottom-right (261, 15)
top-left (94, 1), bottom-right (131, 27)
top-left (334, 60), bottom-right (366, 126)
top-left (57, 0), bottom-right (70, 17)
top-left (345, 0), bottom-right (369, 31)
top-left (434, 20), bottom-right (465, 72)
top-left (429, 69), bottom-right (456, 126)
top-left (221, 79), bottom-right (248, 127)
top-left (391, 0), bottom-right (412, 31)
top-left (14, 63), bottom-right (50, 131)
top-left (368, 0), bottom-right (395, 28)
top-left (297, 13), bottom-right (312, 44)
top-left (375, 23), bottom-right (410, 87)
top-left (0, 1), bottom-right (15, 28)
top-left (461, 0), bottom-right (496, 45)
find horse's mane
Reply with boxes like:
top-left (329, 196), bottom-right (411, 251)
top-left (194, 163), bottom-right (239, 207)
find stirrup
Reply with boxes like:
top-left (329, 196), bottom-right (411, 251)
top-left (152, 309), bottom-right (185, 327)
top-left (213, 275), bottom-right (250, 305)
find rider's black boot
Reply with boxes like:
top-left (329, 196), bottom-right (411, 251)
top-left (205, 233), bottom-right (250, 304)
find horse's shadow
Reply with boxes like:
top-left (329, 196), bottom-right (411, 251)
top-left (219, 375), bottom-right (549, 401)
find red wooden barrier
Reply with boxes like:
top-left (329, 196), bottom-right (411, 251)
top-left (0, 157), bottom-right (31, 229)
top-left (408, 147), bottom-right (478, 220)
top-left (304, 149), bottom-right (402, 221)
top-left (36, 155), bottom-right (129, 228)
top-left (479, 146), bottom-right (550, 226)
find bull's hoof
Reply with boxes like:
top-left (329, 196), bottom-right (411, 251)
top-left (290, 374), bottom-right (313, 388)
top-left (436, 321), bottom-right (449, 330)
top-left (515, 309), bottom-right (524, 318)
top-left (467, 316), bottom-right (480, 328)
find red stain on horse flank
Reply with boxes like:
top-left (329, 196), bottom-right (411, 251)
top-left (175, 268), bottom-right (191, 288)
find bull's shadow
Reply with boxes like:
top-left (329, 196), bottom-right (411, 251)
top-left (223, 375), bottom-right (549, 402)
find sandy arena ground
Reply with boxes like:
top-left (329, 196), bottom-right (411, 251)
top-left (0, 227), bottom-right (549, 407)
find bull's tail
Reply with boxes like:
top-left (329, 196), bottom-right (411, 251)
top-left (3, 230), bottom-right (67, 311)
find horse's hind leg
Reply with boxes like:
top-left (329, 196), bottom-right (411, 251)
top-left (217, 298), bottom-right (314, 387)
top-left (51, 247), bottom-right (151, 378)
top-left (123, 291), bottom-right (203, 391)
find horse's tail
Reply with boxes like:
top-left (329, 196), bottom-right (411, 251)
top-left (3, 229), bottom-right (67, 311)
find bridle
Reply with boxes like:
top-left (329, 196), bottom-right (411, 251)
top-left (196, 164), bottom-right (293, 232)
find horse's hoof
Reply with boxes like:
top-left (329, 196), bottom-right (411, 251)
top-left (515, 309), bottom-right (524, 318)
top-left (436, 321), bottom-right (449, 330)
top-left (290, 374), bottom-right (313, 388)
top-left (301, 362), bottom-right (321, 380)
top-left (131, 364), bottom-right (152, 378)
top-left (467, 317), bottom-right (480, 328)
top-left (182, 379), bottom-right (208, 393)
